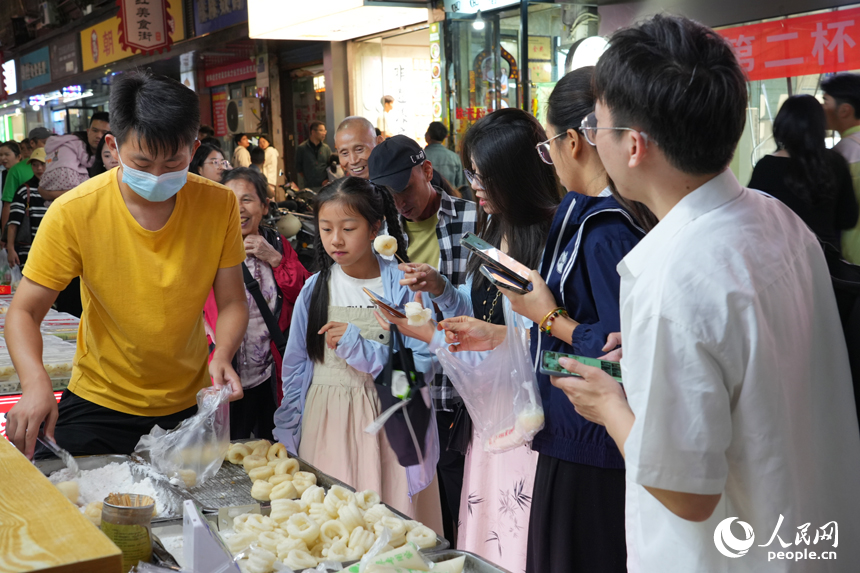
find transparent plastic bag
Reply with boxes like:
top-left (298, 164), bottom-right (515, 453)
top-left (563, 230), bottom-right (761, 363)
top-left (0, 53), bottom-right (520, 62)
top-left (135, 386), bottom-right (232, 488)
top-left (436, 303), bottom-right (544, 453)
top-left (0, 250), bottom-right (10, 286)
top-left (10, 265), bottom-right (22, 290)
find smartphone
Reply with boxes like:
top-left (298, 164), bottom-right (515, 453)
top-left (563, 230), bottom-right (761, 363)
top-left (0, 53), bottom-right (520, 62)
top-left (363, 288), bottom-right (406, 319)
top-left (539, 350), bottom-right (623, 383)
top-left (479, 265), bottom-right (532, 295)
top-left (461, 233), bottom-right (532, 287)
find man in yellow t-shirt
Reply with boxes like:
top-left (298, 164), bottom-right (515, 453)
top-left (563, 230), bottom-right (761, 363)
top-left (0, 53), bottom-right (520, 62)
top-left (6, 71), bottom-right (249, 458)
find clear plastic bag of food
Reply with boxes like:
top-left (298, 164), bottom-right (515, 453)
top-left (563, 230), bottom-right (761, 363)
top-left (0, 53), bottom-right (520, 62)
top-left (10, 265), bottom-right (22, 290)
top-left (134, 386), bottom-right (232, 488)
top-left (436, 303), bottom-right (544, 453)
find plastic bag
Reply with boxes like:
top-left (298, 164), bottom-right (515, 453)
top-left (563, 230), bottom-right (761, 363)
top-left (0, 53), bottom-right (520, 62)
top-left (10, 265), bottom-right (22, 290)
top-left (135, 386), bottom-right (232, 488)
top-left (436, 302), bottom-right (544, 453)
top-left (0, 250), bottom-right (10, 286)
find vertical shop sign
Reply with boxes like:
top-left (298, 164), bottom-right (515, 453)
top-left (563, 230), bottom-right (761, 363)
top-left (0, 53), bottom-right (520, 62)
top-left (718, 7), bottom-right (860, 82)
top-left (81, 2), bottom-right (184, 71)
top-left (212, 88), bottom-right (228, 137)
top-left (20, 47), bottom-right (52, 91)
top-left (527, 36), bottom-right (552, 83)
top-left (50, 36), bottom-right (81, 81)
top-left (0, 52), bottom-right (6, 102)
top-left (193, 0), bottom-right (247, 35)
top-left (429, 22), bottom-right (444, 122)
top-left (256, 54), bottom-right (269, 91)
top-left (118, 0), bottom-right (173, 55)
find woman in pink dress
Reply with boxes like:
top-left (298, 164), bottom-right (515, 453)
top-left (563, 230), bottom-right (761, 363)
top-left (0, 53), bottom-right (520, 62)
top-left (385, 108), bottom-right (562, 571)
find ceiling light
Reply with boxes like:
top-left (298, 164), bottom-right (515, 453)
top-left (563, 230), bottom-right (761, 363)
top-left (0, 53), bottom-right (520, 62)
top-left (473, 10), bottom-right (485, 31)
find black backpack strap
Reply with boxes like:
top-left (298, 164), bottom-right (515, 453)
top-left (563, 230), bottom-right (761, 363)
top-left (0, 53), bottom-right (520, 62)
top-left (242, 262), bottom-right (288, 354)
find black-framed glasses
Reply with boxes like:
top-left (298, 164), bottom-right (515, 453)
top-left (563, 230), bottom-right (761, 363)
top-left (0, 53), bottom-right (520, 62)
top-left (535, 132), bottom-right (567, 165)
top-left (464, 168), bottom-right (484, 189)
top-left (580, 112), bottom-right (655, 147)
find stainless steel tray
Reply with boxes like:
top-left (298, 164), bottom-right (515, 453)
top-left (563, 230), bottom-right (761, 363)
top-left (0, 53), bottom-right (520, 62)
top-left (150, 519), bottom-right (185, 570)
top-left (425, 550), bottom-right (514, 573)
top-left (173, 440), bottom-right (380, 510)
top-left (151, 518), bottom-right (463, 572)
top-left (176, 451), bottom-right (362, 512)
top-left (170, 440), bottom-right (448, 553)
top-left (34, 454), bottom-right (192, 523)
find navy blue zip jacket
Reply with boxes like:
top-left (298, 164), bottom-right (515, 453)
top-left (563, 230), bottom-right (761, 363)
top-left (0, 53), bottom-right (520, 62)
top-left (530, 190), bottom-right (644, 469)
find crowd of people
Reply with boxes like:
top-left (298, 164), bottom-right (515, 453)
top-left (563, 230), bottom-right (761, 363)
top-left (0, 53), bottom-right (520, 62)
top-left (4, 12), bottom-right (860, 573)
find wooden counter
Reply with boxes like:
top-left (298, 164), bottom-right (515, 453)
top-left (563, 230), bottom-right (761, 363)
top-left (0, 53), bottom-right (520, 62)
top-left (0, 437), bottom-right (122, 573)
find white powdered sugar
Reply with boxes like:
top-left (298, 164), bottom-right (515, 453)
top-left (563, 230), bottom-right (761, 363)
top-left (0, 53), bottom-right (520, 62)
top-left (49, 461), bottom-right (175, 517)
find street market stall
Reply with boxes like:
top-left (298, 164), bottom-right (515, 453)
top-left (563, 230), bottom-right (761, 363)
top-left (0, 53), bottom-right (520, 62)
top-left (0, 293), bottom-right (79, 438)
top-left (4, 438), bottom-right (515, 573)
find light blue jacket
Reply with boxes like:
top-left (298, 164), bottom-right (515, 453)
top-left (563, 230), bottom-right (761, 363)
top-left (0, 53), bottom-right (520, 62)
top-left (430, 273), bottom-right (473, 318)
top-left (273, 256), bottom-right (438, 497)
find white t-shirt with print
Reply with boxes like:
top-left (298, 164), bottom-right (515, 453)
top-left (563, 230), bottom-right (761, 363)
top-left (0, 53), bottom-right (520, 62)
top-left (330, 264), bottom-right (384, 308)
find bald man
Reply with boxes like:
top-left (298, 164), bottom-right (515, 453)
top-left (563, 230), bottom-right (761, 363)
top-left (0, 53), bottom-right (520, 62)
top-left (334, 116), bottom-right (380, 179)
top-left (335, 117), bottom-right (461, 200)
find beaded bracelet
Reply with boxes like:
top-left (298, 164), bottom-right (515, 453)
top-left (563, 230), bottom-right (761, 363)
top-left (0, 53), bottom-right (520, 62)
top-left (539, 307), bottom-right (569, 336)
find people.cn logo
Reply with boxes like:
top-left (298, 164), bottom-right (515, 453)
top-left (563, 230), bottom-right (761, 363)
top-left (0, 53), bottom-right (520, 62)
top-left (714, 517), bottom-right (756, 558)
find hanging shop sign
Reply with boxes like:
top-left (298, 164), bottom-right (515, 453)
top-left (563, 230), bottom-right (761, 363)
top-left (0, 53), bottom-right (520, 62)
top-left (1, 60), bottom-right (15, 100)
top-left (719, 6), bottom-right (860, 82)
top-left (0, 54), bottom-right (6, 102)
top-left (50, 35), bottom-right (81, 81)
top-left (193, 0), bottom-right (248, 36)
top-left (20, 47), bottom-right (52, 91)
top-left (429, 22), bottom-right (444, 122)
top-left (118, 0), bottom-right (173, 55)
top-left (80, 1), bottom-right (185, 71)
top-left (204, 60), bottom-right (256, 87)
top-left (212, 88), bottom-right (228, 137)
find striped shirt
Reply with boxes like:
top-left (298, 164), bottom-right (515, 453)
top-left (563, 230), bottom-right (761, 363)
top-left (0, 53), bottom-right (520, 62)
top-left (9, 176), bottom-right (47, 255)
top-left (401, 188), bottom-right (477, 410)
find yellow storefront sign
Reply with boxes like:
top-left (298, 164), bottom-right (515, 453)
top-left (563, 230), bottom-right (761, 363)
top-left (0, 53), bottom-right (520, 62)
top-left (80, 1), bottom-right (185, 72)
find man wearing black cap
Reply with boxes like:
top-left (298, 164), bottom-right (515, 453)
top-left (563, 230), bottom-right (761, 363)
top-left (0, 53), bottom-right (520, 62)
top-left (369, 134), bottom-right (476, 545)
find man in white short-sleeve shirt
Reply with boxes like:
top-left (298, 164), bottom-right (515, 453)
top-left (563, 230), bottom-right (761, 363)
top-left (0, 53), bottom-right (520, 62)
top-left (552, 14), bottom-right (860, 572)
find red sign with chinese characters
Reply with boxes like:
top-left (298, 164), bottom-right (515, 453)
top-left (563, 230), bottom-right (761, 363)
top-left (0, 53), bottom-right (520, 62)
top-left (204, 60), bottom-right (256, 88)
top-left (212, 89), bottom-right (228, 137)
top-left (455, 107), bottom-right (488, 121)
top-left (117, 0), bottom-right (172, 55)
top-left (718, 7), bottom-right (860, 82)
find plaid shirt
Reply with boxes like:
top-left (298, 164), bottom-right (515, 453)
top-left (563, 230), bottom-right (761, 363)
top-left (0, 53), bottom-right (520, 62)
top-left (401, 188), bottom-right (477, 410)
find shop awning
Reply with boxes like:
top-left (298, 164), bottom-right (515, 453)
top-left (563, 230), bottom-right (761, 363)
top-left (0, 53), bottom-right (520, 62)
top-left (248, 0), bottom-right (429, 41)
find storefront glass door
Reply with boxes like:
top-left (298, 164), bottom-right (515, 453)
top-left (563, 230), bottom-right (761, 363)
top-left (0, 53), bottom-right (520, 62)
top-left (353, 29), bottom-right (433, 145)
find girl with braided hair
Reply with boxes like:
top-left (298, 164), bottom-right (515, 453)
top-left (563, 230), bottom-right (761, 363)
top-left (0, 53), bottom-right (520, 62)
top-left (273, 176), bottom-right (443, 533)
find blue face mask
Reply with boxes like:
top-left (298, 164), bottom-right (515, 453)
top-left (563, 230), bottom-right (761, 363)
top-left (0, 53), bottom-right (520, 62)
top-left (117, 148), bottom-right (189, 202)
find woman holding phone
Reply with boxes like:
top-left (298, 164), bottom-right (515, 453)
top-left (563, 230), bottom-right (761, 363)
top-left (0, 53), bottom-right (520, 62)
top-left (384, 108), bottom-right (562, 570)
top-left (392, 69), bottom-right (652, 572)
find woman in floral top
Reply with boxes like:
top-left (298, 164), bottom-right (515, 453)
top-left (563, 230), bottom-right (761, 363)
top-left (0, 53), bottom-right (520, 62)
top-left (204, 168), bottom-right (309, 439)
